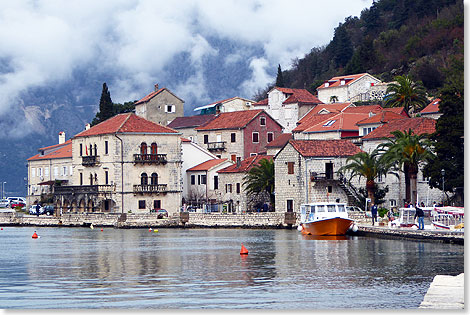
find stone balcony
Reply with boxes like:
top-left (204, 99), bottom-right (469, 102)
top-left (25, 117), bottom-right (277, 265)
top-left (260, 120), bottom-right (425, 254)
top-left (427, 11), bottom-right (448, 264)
top-left (206, 141), bottom-right (226, 151)
top-left (133, 153), bottom-right (167, 164)
top-left (82, 155), bottom-right (100, 166)
top-left (133, 184), bottom-right (168, 194)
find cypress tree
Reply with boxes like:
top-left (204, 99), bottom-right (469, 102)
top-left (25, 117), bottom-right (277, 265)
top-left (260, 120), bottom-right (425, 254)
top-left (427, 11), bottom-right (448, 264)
top-left (91, 83), bottom-right (114, 126)
top-left (275, 64), bottom-right (285, 87)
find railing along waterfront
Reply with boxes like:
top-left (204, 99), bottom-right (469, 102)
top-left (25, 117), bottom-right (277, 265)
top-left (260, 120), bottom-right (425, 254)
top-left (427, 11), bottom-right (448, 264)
top-left (133, 184), bottom-right (168, 193)
top-left (133, 154), bottom-right (167, 164)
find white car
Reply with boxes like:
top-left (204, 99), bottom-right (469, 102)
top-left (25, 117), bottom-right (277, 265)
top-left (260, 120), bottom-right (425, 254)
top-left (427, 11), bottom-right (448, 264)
top-left (0, 199), bottom-right (10, 208)
top-left (29, 205), bottom-right (44, 215)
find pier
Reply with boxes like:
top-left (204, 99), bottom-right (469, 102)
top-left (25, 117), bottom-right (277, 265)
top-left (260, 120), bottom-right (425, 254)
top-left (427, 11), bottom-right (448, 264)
top-left (419, 273), bottom-right (464, 309)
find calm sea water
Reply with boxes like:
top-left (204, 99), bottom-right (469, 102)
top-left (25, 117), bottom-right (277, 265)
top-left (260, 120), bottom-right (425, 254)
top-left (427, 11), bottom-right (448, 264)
top-left (0, 227), bottom-right (464, 309)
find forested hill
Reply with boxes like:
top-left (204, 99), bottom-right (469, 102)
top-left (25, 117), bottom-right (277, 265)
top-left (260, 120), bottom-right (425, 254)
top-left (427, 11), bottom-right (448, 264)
top-left (260, 0), bottom-right (463, 99)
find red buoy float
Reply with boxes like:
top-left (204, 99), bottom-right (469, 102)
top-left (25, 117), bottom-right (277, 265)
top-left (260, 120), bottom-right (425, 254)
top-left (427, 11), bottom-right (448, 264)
top-left (240, 243), bottom-right (248, 255)
top-left (32, 232), bottom-right (38, 239)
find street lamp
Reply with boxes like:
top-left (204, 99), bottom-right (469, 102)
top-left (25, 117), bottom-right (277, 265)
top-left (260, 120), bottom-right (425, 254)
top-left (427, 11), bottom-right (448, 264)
top-left (441, 169), bottom-right (445, 205)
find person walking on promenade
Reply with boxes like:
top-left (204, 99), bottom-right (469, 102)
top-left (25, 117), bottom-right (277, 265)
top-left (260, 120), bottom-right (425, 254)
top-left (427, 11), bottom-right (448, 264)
top-left (414, 206), bottom-right (425, 230)
top-left (36, 203), bottom-right (41, 217)
top-left (371, 203), bottom-right (378, 226)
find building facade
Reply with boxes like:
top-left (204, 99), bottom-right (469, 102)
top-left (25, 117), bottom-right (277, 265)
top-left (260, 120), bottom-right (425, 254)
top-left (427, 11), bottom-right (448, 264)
top-left (317, 73), bottom-right (382, 104)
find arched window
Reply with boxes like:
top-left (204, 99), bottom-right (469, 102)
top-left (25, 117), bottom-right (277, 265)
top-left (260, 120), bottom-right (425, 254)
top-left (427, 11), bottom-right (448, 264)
top-left (151, 173), bottom-right (158, 185)
top-left (151, 143), bottom-right (158, 160)
top-left (89, 144), bottom-right (93, 156)
top-left (141, 173), bottom-right (148, 186)
top-left (94, 144), bottom-right (97, 156)
top-left (140, 142), bottom-right (147, 155)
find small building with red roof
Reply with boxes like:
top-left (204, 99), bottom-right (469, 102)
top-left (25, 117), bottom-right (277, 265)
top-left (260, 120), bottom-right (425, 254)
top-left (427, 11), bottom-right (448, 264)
top-left (356, 110), bottom-right (405, 137)
top-left (195, 109), bottom-right (283, 161)
top-left (51, 113), bottom-right (183, 215)
top-left (317, 73), bottom-right (382, 104)
top-left (274, 139), bottom-right (363, 212)
top-left (193, 97), bottom-right (255, 115)
top-left (134, 83), bottom-right (185, 126)
top-left (167, 114), bottom-right (215, 143)
top-left (253, 86), bottom-right (323, 133)
top-left (420, 98), bottom-right (442, 120)
top-left (265, 133), bottom-right (293, 156)
top-left (217, 155), bottom-right (273, 213)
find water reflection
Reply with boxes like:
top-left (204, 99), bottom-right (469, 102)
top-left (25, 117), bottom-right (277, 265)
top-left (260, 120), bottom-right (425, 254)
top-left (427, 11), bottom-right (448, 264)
top-left (0, 227), bottom-right (464, 309)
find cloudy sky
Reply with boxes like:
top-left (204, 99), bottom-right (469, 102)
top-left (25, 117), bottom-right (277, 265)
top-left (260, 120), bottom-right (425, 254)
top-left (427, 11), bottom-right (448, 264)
top-left (0, 0), bottom-right (372, 119)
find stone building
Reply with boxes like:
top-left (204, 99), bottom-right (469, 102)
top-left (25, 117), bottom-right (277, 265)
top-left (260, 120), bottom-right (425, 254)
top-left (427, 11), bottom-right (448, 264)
top-left (274, 140), bottom-right (362, 213)
top-left (195, 109), bottom-right (283, 161)
top-left (420, 98), bottom-right (442, 120)
top-left (253, 87), bottom-right (323, 133)
top-left (217, 155), bottom-right (273, 213)
top-left (27, 132), bottom-right (72, 207)
top-left (193, 97), bottom-right (256, 115)
top-left (167, 114), bottom-right (215, 144)
top-left (317, 73), bottom-right (382, 104)
top-left (53, 113), bottom-right (183, 215)
top-left (265, 133), bottom-right (292, 156)
top-left (134, 84), bottom-right (184, 126)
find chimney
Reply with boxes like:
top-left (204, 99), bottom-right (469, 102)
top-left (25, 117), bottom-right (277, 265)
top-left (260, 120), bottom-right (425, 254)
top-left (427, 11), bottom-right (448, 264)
top-left (58, 131), bottom-right (65, 144)
top-left (154, 83), bottom-right (159, 91)
top-left (85, 123), bottom-right (91, 130)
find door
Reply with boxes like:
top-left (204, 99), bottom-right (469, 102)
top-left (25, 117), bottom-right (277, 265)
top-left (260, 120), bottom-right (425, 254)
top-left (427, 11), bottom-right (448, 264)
top-left (286, 199), bottom-right (293, 212)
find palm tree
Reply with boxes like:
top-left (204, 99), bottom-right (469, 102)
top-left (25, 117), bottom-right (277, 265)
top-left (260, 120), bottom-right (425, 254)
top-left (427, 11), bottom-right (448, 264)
top-left (243, 158), bottom-right (275, 206)
top-left (378, 129), bottom-right (434, 206)
top-left (384, 75), bottom-right (428, 116)
top-left (339, 149), bottom-right (389, 208)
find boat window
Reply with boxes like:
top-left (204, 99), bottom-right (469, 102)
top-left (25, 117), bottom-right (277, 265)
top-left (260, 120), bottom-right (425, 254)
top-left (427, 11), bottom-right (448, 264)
top-left (317, 205), bottom-right (325, 212)
top-left (327, 205), bottom-right (336, 212)
top-left (310, 206), bottom-right (316, 213)
top-left (338, 205), bottom-right (345, 212)
top-left (300, 205), bottom-right (306, 214)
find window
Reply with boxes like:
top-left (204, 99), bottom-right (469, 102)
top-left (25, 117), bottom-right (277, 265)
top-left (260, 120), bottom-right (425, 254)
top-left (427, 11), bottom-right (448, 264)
top-left (236, 183), bottom-right (240, 194)
top-left (154, 200), bottom-right (161, 209)
top-left (45, 167), bottom-right (49, 177)
top-left (89, 174), bottom-right (93, 185)
top-left (327, 186), bottom-right (333, 193)
top-left (79, 144), bottom-right (83, 156)
top-left (151, 173), bottom-right (158, 185)
top-left (191, 175), bottom-right (195, 185)
top-left (139, 200), bottom-right (146, 209)
top-left (94, 144), bottom-right (97, 156)
top-left (140, 142), bottom-right (147, 155)
top-left (340, 80), bottom-right (345, 85)
top-left (198, 175), bottom-right (207, 185)
top-left (287, 162), bottom-right (294, 174)
top-left (165, 105), bottom-right (175, 113)
top-left (89, 144), bottom-right (93, 156)
top-left (105, 171), bottom-right (109, 185)
top-left (323, 120), bottom-right (336, 127)
top-left (31, 168), bottom-right (35, 177)
top-left (327, 205), bottom-right (336, 212)
top-left (80, 173), bottom-right (83, 185)
top-left (390, 199), bottom-right (397, 207)
top-left (38, 168), bottom-right (43, 177)
top-left (141, 173), bottom-right (148, 186)
top-left (231, 133), bottom-right (236, 143)
top-left (226, 184), bottom-right (232, 193)
top-left (104, 200), bottom-right (110, 211)
top-left (204, 135), bottom-right (209, 144)
top-left (214, 176), bottom-right (218, 190)
top-left (324, 82), bottom-right (329, 87)
top-left (54, 167), bottom-right (59, 177)
top-left (267, 132), bottom-right (274, 143)
top-left (62, 166), bottom-right (67, 176)
top-left (363, 127), bottom-right (367, 135)
top-left (252, 132), bottom-right (259, 143)
top-left (250, 153), bottom-right (257, 157)
top-left (105, 141), bottom-right (108, 155)
top-left (287, 199), bottom-right (293, 212)
top-left (260, 117), bottom-right (266, 126)
top-left (151, 143), bottom-right (158, 156)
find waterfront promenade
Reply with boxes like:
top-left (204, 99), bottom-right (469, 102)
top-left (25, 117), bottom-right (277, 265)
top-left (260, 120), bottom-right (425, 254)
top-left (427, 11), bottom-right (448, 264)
top-left (420, 273), bottom-right (464, 309)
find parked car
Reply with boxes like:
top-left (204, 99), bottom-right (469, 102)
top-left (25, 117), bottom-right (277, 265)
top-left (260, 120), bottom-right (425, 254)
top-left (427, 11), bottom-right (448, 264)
top-left (7, 197), bottom-right (26, 205)
top-left (29, 205), bottom-right (54, 215)
top-left (0, 199), bottom-right (10, 208)
top-left (29, 205), bottom-right (44, 215)
top-left (10, 202), bottom-right (26, 209)
top-left (156, 209), bottom-right (168, 219)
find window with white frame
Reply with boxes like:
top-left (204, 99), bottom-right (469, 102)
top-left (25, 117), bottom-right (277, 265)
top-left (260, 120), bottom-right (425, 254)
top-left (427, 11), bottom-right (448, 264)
top-left (252, 132), bottom-right (259, 143)
top-left (323, 120), bottom-right (336, 127)
top-left (54, 167), bottom-right (59, 177)
top-left (62, 166), bottom-right (67, 176)
top-left (45, 167), bottom-right (49, 177)
top-left (260, 116), bottom-right (266, 126)
top-left (165, 105), bottom-right (175, 113)
top-left (32, 168), bottom-right (35, 177)
top-left (69, 166), bottom-right (73, 176)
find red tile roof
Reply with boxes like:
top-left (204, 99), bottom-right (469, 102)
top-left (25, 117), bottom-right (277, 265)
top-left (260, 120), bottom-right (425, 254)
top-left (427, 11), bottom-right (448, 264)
top-left (168, 114), bottom-right (215, 129)
top-left (195, 109), bottom-right (279, 131)
top-left (383, 107), bottom-right (409, 117)
top-left (28, 140), bottom-right (72, 161)
top-left (312, 102), bottom-right (351, 114)
top-left (218, 155), bottom-right (273, 173)
top-left (317, 73), bottom-right (369, 89)
top-left (362, 118), bottom-right (436, 140)
top-left (302, 112), bottom-right (371, 133)
top-left (289, 139), bottom-right (362, 157)
top-left (356, 111), bottom-right (404, 125)
top-left (420, 98), bottom-right (440, 114)
top-left (181, 137), bottom-right (191, 142)
top-left (74, 113), bottom-right (178, 138)
top-left (276, 87), bottom-right (322, 105)
top-left (253, 98), bottom-right (268, 106)
top-left (266, 133), bottom-right (293, 148)
top-left (134, 88), bottom-right (165, 105)
top-left (187, 159), bottom-right (229, 172)
top-left (343, 104), bottom-right (383, 114)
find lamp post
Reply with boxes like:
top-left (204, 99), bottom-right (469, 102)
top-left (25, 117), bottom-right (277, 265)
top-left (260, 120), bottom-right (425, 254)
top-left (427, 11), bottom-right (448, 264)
top-left (2, 182), bottom-right (6, 199)
top-left (441, 169), bottom-right (445, 205)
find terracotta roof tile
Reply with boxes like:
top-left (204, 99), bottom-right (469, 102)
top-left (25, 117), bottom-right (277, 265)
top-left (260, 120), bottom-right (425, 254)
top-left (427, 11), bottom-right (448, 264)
top-left (289, 139), bottom-right (362, 157)
top-left (356, 111), bottom-right (404, 125)
top-left (218, 155), bottom-right (273, 173)
top-left (187, 159), bottom-right (229, 172)
top-left (317, 73), bottom-right (370, 89)
top-left (312, 102), bottom-right (351, 114)
top-left (266, 133), bottom-right (293, 148)
top-left (168, 114), bottom-right (216, 129)
top-left (195, 109), bottom-right (276, 130)
top-left (134, 88), bottom-right (165, 105)
top-left (420, 98), bottom-right (441, 114)
top-left (74, 113), bottom-right (178, 138)
top-left (302, 112), bottom-right (371, 133)
top-left (383, 107), bottom-right (409, 117)
top-left (253, 98), bottom-right (268, 106)
top-left (278, 88), bottom-right (322, 105)
top-left (28, 141), bottom-right (72, 161)
top-left (293, 113), bottom-right (337, 132)
top-left (362, 118), bottom-right (436, 140)
top-left (343, 104), bottom-right (383, 114)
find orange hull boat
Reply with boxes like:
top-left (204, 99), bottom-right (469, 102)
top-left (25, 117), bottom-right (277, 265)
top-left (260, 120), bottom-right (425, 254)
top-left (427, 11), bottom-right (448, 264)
top-left (301, 217), bottom-right (354, 236)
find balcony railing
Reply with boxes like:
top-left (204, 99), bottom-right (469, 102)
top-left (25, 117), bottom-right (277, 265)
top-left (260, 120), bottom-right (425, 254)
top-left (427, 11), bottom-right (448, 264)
top-left (54, 184), bottom-right (115, 195)
top-left (309, 172), bottom-right (336, 181)
top-left (133, 184), bottom-right (168, 194)
top-left (82, 155), bottom-right (100, 166)
top-left (133, 154), bottom-right (167, 164)
top-left (206, 141), bottom-right (226, 151)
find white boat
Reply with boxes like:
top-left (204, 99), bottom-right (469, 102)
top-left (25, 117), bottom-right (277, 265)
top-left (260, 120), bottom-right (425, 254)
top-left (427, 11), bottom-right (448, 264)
top-left (389, 207), bottom-right (434, 229)
top-left (299, 202), bottom-right (354, 236)
top-left (431, 206), bottom-right (464, 231)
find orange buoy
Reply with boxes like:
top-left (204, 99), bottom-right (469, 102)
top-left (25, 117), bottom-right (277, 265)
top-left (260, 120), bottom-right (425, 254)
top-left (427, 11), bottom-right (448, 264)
top-left (32, 232), bottom-right (38, 239)
top-left (240, 243), bottom-right (248, 255)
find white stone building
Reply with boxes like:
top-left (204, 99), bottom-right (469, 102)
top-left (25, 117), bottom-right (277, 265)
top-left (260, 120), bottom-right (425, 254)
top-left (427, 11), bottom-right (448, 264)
top-left (193, 97), bottom-right (256, 115)
top-left (317, 73), bottom-right (382, 104)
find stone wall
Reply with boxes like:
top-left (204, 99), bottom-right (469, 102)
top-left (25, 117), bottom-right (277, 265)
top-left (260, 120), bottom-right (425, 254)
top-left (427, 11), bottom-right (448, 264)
top-left (184, 212), bottom-right (293, 227)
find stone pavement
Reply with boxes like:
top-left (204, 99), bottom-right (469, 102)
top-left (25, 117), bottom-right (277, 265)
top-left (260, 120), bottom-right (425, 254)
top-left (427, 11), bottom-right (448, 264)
top-left (419, 273), bottom-right (464, 309)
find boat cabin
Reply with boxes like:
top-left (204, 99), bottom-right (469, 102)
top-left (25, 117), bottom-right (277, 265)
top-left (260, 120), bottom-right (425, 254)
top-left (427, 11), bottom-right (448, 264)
top-left (300, 202), bottom-right (348, 223)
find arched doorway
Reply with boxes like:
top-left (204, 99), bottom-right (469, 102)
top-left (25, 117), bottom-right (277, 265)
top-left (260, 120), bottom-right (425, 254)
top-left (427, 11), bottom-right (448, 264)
top-left (79, 199), bottom-right (85, 213)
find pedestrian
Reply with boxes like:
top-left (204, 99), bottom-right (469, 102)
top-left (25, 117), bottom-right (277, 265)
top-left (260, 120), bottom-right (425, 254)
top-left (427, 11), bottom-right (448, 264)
top-left (414, 206), bottom-right (425, 230)
top-left (371, 203), bottom-right (378, 226)
top-left (420, 202), bottom-right (425, 207)
top-left (36, 203), bottom-right (40, 217)
top-left (404, 201), bottom-right (409, 208)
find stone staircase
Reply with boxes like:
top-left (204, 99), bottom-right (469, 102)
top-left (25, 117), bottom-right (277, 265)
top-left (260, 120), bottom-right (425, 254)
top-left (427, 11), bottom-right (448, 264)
top-left (337, 180), bottom-right (362, 208)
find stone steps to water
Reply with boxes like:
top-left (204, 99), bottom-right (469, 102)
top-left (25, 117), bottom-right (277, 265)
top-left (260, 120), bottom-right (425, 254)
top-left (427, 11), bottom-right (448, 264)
top-left (419, 273), bottom-right (464, 309)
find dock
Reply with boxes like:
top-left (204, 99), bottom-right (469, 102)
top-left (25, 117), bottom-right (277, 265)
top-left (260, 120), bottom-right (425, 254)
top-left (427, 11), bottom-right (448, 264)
top-left (419, 273), bottom-right (464, 309)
